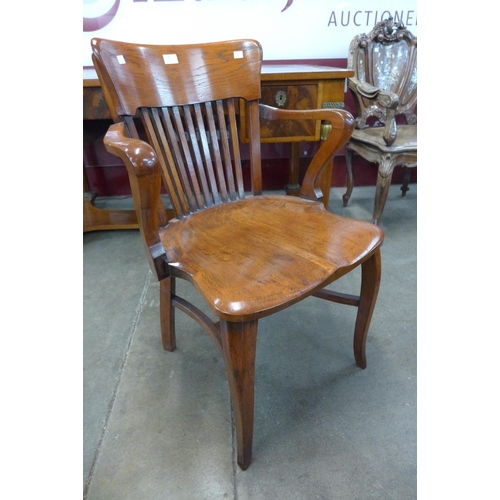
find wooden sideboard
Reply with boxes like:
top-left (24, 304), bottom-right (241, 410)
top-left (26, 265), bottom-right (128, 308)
top-left (83, 65), bottom-right (353, 232)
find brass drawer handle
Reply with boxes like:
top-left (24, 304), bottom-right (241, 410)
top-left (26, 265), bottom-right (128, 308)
top-left (322, 101), bottom-right (344, 109)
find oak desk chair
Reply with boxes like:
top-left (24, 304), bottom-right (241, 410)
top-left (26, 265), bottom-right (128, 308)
top-left (91, 38), bottom-right (384, 470)
top-left (343, 17), bottom-right (417, 225)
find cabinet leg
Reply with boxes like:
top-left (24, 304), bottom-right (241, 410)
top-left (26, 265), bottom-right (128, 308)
top-left (285, 143), bottom-right (301, 197)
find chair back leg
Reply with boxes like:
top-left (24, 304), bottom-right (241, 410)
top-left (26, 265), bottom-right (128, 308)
top-left (160, 277), bottom-right (176, 351)
top-left (343, 147), bottom-right (355, 207)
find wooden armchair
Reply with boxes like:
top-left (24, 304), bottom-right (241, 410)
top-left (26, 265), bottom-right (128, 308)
top-left (343, 18), bottom-right (417, 225)
top-left (91, 38), bottom-right (384, 470)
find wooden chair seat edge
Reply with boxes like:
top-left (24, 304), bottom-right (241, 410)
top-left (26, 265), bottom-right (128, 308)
top-left (351, 125), bottom-right (417, 152)
top-left (160, 195), bottom-right (383, 322)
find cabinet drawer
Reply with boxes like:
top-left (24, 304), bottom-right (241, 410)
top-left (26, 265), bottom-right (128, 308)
top-left (241, 84), bottom-right (322, 143)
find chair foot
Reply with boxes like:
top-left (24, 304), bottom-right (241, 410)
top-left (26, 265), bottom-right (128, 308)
top-left (160, 277), bottom-right (176, 351)
top-left (342, 192), bottom-right (351, 208)
top-left (353, 250), bottom-right (382, 368)
top-left (220, 319), bottom-right (258, 470)
top-left (401, 166), bottom-right (411, 197)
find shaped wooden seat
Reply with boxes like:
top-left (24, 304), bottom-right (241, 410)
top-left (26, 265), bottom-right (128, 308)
top-left (343, 17), bottom-right (417, 225)
top-left (92, 38), bottom-right (384, 470)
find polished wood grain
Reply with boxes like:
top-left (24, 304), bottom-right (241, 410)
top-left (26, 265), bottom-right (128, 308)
top-left (221, 319), bottom-right (258, 470)
top-left (83, 63), bottom-right (353, 230)
top-left (83, 64), bottom-right (352, 123)
top-left (93, 38), bottom-right (383, 470)
top-left (159, 194), bottom-right (381, 321)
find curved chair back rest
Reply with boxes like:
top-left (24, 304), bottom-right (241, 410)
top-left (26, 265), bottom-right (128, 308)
top-left (91, 38), bottom-right (264, 218)
top-left (347, 18), bottom-right (417, 126)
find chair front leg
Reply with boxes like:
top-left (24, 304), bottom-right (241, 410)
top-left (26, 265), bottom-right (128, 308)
top-left (353, 249), bottom-right (382, 369)
top-left (160, 277), bottom-right (176, 351)
top-left (220, 319), bottom-right (259, 470)
top-left (373, 156), bottom-right (396, 225)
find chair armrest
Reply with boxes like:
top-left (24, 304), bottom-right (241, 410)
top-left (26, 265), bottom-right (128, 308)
top-left (349, 78), bottom-right (399, 109)
top-left (103, 122), bottom-right (170, 280)
top-left (259, 104), bottom-right (354, 202)
top-left (348, 77), bottom-right (398, 146)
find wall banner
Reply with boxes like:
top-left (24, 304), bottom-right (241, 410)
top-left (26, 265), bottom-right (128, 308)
top-left (83, 0), bottom-right (417, 67)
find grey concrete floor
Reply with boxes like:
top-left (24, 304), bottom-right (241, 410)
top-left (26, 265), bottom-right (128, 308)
top-left (83, 185), bottom-right (417, 500)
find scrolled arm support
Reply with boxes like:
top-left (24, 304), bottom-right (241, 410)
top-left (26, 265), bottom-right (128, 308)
top-left (348, 78), bottom-right (399, 146)
top-left (103, 122), bottom-right (170, 280)
top-left (259, 104), bottom-right (354, 202)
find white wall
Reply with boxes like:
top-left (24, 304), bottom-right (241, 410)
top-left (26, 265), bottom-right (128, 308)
top-left (83, 0), bottom-right (417, 67)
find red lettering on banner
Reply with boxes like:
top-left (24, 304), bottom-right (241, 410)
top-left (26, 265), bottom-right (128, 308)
top-left (83, 0), bottom-right (121, 32)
